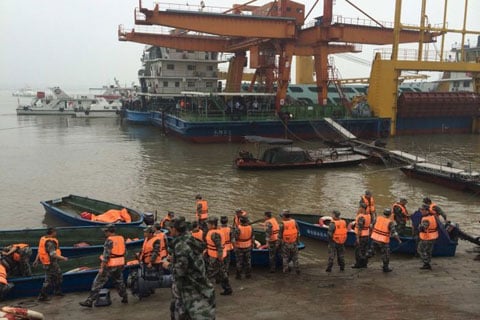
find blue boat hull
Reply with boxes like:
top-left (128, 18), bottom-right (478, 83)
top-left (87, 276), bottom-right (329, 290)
top-left (230, 242), bottom-right (306, 267)
top-left (292, 214), bottom-right (457, 257)
top-left (162, 114), bottom-right (391, 143)
top-left (124, 109), bottom-right (152, 124)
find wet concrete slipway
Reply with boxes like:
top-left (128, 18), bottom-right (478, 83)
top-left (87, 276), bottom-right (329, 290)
top-left (6, 238), bottom-right (479, 320)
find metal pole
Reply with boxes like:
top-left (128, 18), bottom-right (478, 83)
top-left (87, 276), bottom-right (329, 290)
top-left (391, 0), bottom-right (402, 61)
top-left (440, 0), bottom-right (448, 61)
top-left (418, 0), bottom-right (427, 61)
top-left (460, 0), bottom-right (469, 61)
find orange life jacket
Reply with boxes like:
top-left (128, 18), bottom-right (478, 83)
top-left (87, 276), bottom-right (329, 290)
top-left (206, 229), bottom-right (226, 259)
top-left (371, 216), bottom-right (391, 244)
top-left (92, 208), bottom-right (131, 223)
top-left (355, 212), bottom-right (371, 237)
top-left (265, 218), bottom-right (279, 242)
top-left (106, 235), bottom-right (126, 267)
top-left (392, 203), bottom-right (409, 222)
top-left (191, 229), bottom-right (204, 242)
top-left (362, 195), bottom-right (375, 215)
top-left (220, 226), bottom-right (233, 251)
top-left (0, 263), bottom-right (7, 285)
top-left (159, 216), bottom-right (172, 229)
top-left (196, 200), bottom-right (208, 220)
top-left (233, 211), bottom-right (248, 227)
top-left (11, 243), bottom-right (29, 262)
top-left (332, 219), bottom-right (347, 244)
top-left (282, 219), bottom-right (298, 244)
top-left (419, 215), bottom-right (439, 240)
top-left (235, 225), bottom-right (253, 249)
top-left (140, 233), bottom-right (167, 264)
top-left (38, 236), bottom-right (61, 265)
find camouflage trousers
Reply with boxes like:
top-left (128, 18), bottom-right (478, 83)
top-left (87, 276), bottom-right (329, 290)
top-left (206, 257), bottom-right (231, 292)
top-left (223, 250), bottom-right (232, 274)
top-left (281, 242), bottom-right (299, 273)
top-left (267, 240), bottom-right (279, 271)
top-left (354, 236), bottom-right (370, 266)
top-left (0, 283), bottom-right (14, 301)
top-left (368, 240), bottom-right (390, 267)
top-left (327, 242), bottom-right (345, 270)
top-left (234, 248), bottom-right (251, 276)
top-left (418, 239), bottom-right (435, 265)
top-left (86, 266), bottom-right (127, 302)
top-left (39, 262), bottom-right (62, 297)
top-left (170, 280), bottom-right (216, 320)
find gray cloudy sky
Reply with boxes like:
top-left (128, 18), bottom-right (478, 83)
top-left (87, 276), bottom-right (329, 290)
top-left (1, 0), bottom-right (478, 90)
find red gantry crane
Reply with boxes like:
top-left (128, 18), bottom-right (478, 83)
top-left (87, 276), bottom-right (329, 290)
top-left (119, 0), bottom-right (440, 112)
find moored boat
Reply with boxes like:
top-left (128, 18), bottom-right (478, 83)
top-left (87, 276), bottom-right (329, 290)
top-left (124, 109), bottom-right (152, 124)
top-left (289, 213), bottom-right (458, 257)
top-left (40, 194), bottom-right (144, 226)
top-left (0, 225), bottom-right (145, 259)
top-left (74, 98), bottom-right (122, 118)
top-left (400, 162), bottom-right (480, 194)
top-left (234, 135), bottom-right (367, 170)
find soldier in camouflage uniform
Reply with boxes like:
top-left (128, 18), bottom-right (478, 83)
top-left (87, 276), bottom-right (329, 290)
top-left (205, 217), bottom-right (232, 295)
top-left (80, 224), bottom-right (128, 307)
top-left (219, 216), bottom-right (233, 274)
top-left (163, 217), bottom-right (215, 320)
top-left (352, 204), bottom-right (371, 268)
top-left (278, 210), bottom-right (300, 274)
top-left (367, 209), bottom-right (402, 272)
top-left (1, 244), bottom-right (32, 277)
top-left (34, 227), bottom-right (68, 301)
top-left (392, 198), bottom-right (409, 234)
top-left (264, 211), bottom-right (280, 273)
top-left (417, 205), bottom-right (439, 270)
top-left (233, 216), bottom-right (253, 279)
top-left (325, 210), bottom-right (347, 272)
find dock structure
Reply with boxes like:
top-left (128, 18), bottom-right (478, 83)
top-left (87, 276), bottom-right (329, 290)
top-left (324, 117), bottom-right (424, 165)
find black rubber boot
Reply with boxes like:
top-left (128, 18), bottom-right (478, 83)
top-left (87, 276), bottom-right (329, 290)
top-left (420, 263), bottom-right (432, 270)
top-left (79, 299), bottom-right (93, 308)
top-left (325, 266), bottom-right (332, 273)
top-left (382, 266), bottom-right (393, 273)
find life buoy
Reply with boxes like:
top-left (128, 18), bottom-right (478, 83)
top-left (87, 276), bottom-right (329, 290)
top-left (330, 151), bottom-right (339, 160)
top-left (254, 240), bottom-right (261, 248)
top-left (1, 307), bottom-right (44, 320)
top-left (318, 216), bottom-right (332, 227)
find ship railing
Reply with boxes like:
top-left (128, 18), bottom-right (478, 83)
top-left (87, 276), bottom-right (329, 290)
top-left (153, 2), bottom-right (230, 14)
top-left (303, 15), bottom-right (421, 30)
top-left (373, 48), bottom-right (455, 62)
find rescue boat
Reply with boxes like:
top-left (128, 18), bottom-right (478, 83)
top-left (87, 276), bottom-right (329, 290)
top-left (40, 194), bottom-right (144, 226)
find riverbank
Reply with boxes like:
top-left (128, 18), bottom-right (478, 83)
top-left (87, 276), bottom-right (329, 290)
top-left (5, 238), bottom-right (479, 320)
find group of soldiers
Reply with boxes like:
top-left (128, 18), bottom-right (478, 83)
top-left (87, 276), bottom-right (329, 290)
top-left (326, 190), bottom-right (447, 273)
top-left (0, 191), bottom-right (447, 319)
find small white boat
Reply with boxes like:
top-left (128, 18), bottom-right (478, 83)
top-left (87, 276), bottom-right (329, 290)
top-left (16, 87), bottom-right (95, 116)
top-left (12, 86), bottom-right (37, 98)
top-left (74, 98), bottom-right (122, 118)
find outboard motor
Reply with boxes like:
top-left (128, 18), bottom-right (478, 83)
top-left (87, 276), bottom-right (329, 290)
top-left (143, 212), bottom-right (155, 225)
top-left (127, 264), bottom-right (173, 298)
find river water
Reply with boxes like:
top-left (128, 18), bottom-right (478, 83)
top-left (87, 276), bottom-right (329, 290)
top-left (1, 90), bottom-right (479, 240)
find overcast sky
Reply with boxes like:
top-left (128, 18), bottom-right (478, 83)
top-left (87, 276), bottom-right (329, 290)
top-left (1, 0), bottom-right (479, 90)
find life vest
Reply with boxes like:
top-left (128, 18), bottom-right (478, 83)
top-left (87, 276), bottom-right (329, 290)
top-left (206, 229), bottom-right (226, 259)
top-left (106, 235), bottom-right (125, 267)
top-left (235, 225), bottom-right (253, 249)
top-left (361, 195), bottom-right (375, 215)
top-left (140, 233), bottom-right (167, 264)
top-left (233, 210), bottom-right (248, 227)
top-left (265, 218), bottom-right (279, 242)
top-left (392, 203), bottom-right (409, 222)
top-left (196, 200), bottom-right (208, 220)
top-left (159, 216), bottom-right (172, 229)
top-left (282, 219), bottom-right (298, 244)
top-left (91, 208), bottom-right (131, 223)
top-left (220, 226), bottom-right (233, 251)
top-left (332, 219), bottom-right (347, 244)
top-left (355, 212), bottom-right (371, 237)
top-left (0, 263), bottom-right (7, 285)
top-left (419, 215), bottom-right (439, 241)
top-left (11, 243), bottom-right (29, 262)
top-left (38, 236), bottom-right (61, 265)
top-left (370, 216), bottom-right (391, 244)
top-left (191, 229), bottom-right (204, 242)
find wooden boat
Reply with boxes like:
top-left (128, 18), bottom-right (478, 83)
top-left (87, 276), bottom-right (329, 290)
top-left (289, 213), bottom-right (458, 257)
top-left (41, 194), bottom-right (144, 226)
top-left (234, 136), bottom-right (367, 170)
top-left (0, 225), bottom-right (145, 259)
top-left (5, 252), bottom-right (139, 300)
top-left (230, 230), bottom-right (306, 266)
top-left (400, 162), bottom-right (480, 194)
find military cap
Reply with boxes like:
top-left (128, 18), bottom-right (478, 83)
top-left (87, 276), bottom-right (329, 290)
top-left (383, 208), bottom-right (392, 216)
top-left (280, 209), bottom-right (290, 218)
top-left (365, 190), bottom-right (372, 196)
top-left (400, 198), bottom-right (408, 203)
top-left (264, 211), bottom-right (272, 218)
top-left (332, 210), bottom-right (341, 217)
top-left (423, 197), bottom-right (431, 204)
top-left (235, 208), bottom-right (243, 213)
top-left (195, 194), bottom-right (202, 199)
top-left (143, 226), bottom-right (155, 234)
top-left (220, 216), bottom-right (228, 224)
top-left (102, 223), bottom-right (116, 233)
top-left (167, 211), bottom-right (175, 216)
top-left (239, 216), bottom-right (249, 224)
top-left (207, 216), bottom-right (218, 224)
top-left (46, 227), bottom-right (57, 235)
top-left (171, 217), bottom-right (187, 230)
